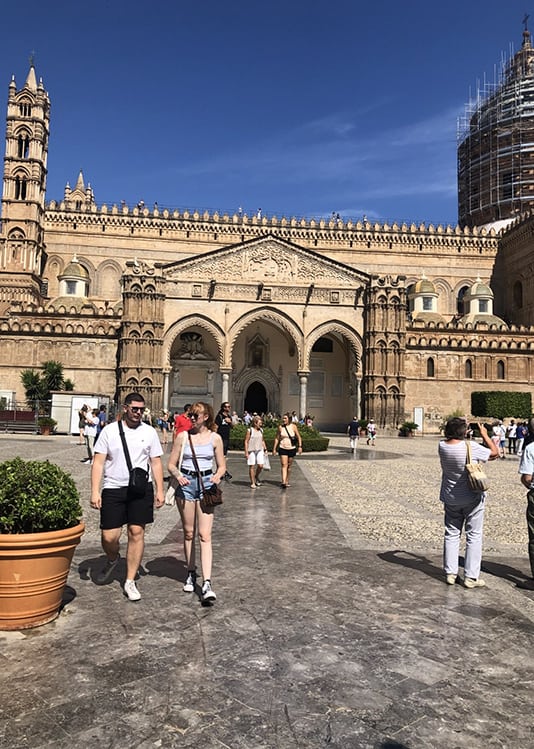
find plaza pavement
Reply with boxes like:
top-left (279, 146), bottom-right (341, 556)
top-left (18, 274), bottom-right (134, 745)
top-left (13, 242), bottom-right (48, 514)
top-left (0, 432), bottom-right (533, 748)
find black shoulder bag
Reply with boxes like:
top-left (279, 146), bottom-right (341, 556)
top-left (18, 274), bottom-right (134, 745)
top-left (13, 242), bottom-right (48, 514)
top-left (285, 425), bottom-right (298, 447)
top-left (188, 434), bottom-right (223, 508)
top-left (118, 420), bottom-right (149, 497)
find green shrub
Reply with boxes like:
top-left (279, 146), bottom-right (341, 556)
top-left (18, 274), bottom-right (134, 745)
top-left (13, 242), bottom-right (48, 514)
top-left (0, 457), bottom-right (82, 534)
top-left (471, 391), bottom-right (532, 419)
top-left (229, 423), bottom-right (329, 452)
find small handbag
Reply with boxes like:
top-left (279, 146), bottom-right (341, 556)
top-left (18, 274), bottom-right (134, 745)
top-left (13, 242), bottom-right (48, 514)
top-left (118, 420), bottom-right (149, 497)
top-left (465, 441), bottom-right (489, 492)
top-left (188, 435), bottom-right (223, 508)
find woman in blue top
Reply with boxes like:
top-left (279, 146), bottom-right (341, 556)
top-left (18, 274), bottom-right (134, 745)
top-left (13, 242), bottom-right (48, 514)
top-left (438, 418), bottom-right (498, 588)
top-left (168, 402), bottom-right (225, 604)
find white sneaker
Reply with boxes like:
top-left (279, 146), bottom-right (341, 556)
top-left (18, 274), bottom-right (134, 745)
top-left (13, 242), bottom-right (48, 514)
top-left (183, 570), bottom-right (197, 592)
top-left (124, 579), bottom-right (141, 601)
top-left (201, 579), bottom-right (217, 604)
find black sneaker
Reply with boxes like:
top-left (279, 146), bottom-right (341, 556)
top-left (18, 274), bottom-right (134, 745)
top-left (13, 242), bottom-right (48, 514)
top-left (95, 554), bottom-right (120, 585)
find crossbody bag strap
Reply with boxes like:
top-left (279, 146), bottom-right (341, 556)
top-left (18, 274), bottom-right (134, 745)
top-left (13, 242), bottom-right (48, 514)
top-left (465, 440), bottom-right (472, 464)
top-left (284, 425), bottom-right (292, 440)
top-left (178, 432), bottom-right (187, 473)
top-left (187, 434), bottom-right (206, 499)
top-left (118, 420), bottom-right (133, 472)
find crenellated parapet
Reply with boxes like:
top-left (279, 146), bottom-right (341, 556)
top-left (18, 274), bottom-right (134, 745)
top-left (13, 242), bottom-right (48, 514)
top-left (43, 202), bottom-right (500, 255)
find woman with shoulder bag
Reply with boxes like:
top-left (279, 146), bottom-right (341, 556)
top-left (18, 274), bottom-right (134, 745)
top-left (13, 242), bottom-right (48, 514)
top-left (272, 412), bottom-right (302, 489)
top-left (438, 418), bottom-right (498, 588)
top-left (167, 402), bottom-right (225, 604)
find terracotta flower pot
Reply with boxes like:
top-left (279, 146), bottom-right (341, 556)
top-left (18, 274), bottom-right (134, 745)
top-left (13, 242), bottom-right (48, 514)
top-left (0, 522), bottom-right (85, 630)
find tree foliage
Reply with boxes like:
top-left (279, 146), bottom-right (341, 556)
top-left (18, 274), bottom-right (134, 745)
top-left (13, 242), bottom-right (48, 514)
top-left (471, 391), bottom-right (532, 419)
top-left (20, 360), bottom-right (75, 410)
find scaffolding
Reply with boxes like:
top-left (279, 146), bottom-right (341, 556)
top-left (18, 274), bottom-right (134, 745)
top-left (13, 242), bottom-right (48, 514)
top-left (458, 30), bottom-right (534, 228)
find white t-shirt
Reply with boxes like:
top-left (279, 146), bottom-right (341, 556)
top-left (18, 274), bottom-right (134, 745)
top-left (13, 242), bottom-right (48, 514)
top-left (519, 442), bottom-right (534, 489)
top-left (439, 440), bottom-right (491, 505)
top-left (95, 420), bottom-right (163, 489)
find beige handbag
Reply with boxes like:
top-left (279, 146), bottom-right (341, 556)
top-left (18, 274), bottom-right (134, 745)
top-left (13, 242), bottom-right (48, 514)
top-left (465, 441), bottom-right (489, 492)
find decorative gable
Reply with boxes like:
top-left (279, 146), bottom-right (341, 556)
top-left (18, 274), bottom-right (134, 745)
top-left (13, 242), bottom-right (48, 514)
top-left (162, 235), bottom-right (370, 288)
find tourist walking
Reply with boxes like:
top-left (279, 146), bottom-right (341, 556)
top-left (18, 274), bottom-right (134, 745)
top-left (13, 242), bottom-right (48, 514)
top-left (82, 408), bottom-right (99, 464)
top-left (438, 418), bottom-right (498, 588)
top-left (90, 392), bottom-right (165, 601)
top-left (174, 404), bottom-right (192, 439)
top-left (244, 414), bottom-right (267, 487)
top-left (366, 419), bottom-right (377, 445)
top-left (215, 401), bottom-right (233, 480)
top-left (347, 416), bottom-right (359, 452)
top-left (272, 412), bottom-right (302, 488)
top-left (167, 402), bottom-right (225, 604)
top-left (77, 404), bottom-right (88, 445)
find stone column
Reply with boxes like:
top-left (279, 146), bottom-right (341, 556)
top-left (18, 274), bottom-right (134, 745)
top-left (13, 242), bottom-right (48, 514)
top-left (298, 371), bottom-right (309, 419)
top-left (162, 368), bottom-right (170, 408)
top-left (221, 370), bottom-right (231, 404)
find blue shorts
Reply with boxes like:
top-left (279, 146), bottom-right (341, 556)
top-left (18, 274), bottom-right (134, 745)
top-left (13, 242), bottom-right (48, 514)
top-left (177, 473), bottom-right (215, 502)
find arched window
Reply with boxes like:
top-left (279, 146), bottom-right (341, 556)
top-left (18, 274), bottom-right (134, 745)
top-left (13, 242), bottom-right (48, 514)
top-left (513, 281), bottom-right (523, 309)
top-left (457, 285), bottom-right (469, 314)
top-left (17, 134), bottom-right (30, 158)
top-left (465, 359), bottom-right (473, 379)
top-left (497, 360), bottom-right (505, 380)
top-left (312, 337), bottom-right (334, 353)
top-left (14, 175), bottom-right (27, 200)
top-left (426, 358), bottom-right (435, 377)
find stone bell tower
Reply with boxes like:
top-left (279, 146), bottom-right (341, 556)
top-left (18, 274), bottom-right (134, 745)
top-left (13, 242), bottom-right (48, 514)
top-left (0, 62), bottom-right (50, 310)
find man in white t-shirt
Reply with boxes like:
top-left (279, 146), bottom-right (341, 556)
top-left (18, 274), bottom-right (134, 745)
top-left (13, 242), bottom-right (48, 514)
top-left (90, 392), bottom-right (164, 601)
top-left (518, 418), bottom-right (534, 589)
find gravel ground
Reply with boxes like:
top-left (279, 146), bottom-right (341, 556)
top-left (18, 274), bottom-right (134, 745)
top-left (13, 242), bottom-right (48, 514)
top-left (300, 433), bottom-right (528, 555)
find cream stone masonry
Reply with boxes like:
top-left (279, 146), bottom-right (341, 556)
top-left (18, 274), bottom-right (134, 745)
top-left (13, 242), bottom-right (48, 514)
top-left (1, 51), bottom-right (534, 431)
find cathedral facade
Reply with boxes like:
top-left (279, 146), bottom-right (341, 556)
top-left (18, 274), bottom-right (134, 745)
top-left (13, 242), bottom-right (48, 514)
top-left (1, 34), bottom-right (534, 432)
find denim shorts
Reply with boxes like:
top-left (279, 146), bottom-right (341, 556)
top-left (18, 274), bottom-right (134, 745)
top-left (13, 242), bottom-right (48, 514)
top-left (178, 473), bottom-right (214, 502)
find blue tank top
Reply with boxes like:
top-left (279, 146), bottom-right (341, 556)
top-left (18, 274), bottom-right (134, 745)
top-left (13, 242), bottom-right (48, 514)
top-left (182, 432), bottom-right (215, 472)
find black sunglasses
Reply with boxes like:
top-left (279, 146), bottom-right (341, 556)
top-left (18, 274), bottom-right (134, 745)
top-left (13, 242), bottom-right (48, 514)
top-left (127, 406), bottom-right (145, 413)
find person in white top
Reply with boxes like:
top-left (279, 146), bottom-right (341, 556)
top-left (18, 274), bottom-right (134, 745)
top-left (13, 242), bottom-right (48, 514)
top-left (90, 392), bottom-right (165, 601)
top-left (439, 418), bottom-right (498, 588)
top-left (244, 415), bottom-right (267, 488)
top-left (518, 418), bottom-right (534, 589)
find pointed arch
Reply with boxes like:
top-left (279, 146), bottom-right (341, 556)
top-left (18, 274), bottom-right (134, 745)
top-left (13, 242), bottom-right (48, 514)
top-left (228, 307), bottom-right (303, 369)
top-left (305, 321), bottom-right (363, 371)
top-left (163, 315), bottom-right (225, 367)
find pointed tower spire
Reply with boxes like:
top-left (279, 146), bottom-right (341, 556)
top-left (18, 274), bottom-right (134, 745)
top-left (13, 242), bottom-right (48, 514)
top-left (24, 64), bottom-right (37, 92)
top-left (75, 170), bottom-right (85, 191)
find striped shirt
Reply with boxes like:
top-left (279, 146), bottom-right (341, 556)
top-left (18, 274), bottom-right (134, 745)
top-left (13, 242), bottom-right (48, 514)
top-left (438, 440), bottom-right (491, 505)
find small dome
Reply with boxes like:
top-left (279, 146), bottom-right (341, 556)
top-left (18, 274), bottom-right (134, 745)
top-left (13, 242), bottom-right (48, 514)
top-left (413, 278), bottom-right (436, 294)
top-left (468, 280), bottom-right (493, 298)
top-left (60, 261), bottom-right (89, 280)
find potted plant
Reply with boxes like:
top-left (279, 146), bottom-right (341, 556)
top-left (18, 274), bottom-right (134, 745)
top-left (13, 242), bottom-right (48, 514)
top-left (37, 415), bottom-right (57, 435)
top-left (399, 421), bottom-right (419, 437)
top-left (0, 457), bottom-right (84, 630)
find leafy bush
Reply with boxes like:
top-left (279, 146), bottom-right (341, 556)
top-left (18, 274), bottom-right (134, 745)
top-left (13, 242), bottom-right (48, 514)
top-left (0, 458), bottom-right (82, 533)
top-left (229, 423), bottom-right (329, 452)
top-left (471, 391), bottom-right (532, 419)
top-left (399, 421), bottom-right (419, 436)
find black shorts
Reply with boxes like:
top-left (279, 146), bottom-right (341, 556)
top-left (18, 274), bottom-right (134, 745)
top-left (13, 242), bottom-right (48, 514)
top-left (100, 484), bottom-right (154, 530)
top-left (278, 447), bottom-right (297, 458)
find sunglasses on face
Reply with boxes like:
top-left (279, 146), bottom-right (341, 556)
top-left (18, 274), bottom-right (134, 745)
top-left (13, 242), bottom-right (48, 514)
top-left (189, 412), bottom-right (204, 420)
top-left (127, 406), bottom-right (145, 413)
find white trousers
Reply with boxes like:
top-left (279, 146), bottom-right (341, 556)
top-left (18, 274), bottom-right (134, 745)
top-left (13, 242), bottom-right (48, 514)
top-left (443, 499), bottom-right (485, 579)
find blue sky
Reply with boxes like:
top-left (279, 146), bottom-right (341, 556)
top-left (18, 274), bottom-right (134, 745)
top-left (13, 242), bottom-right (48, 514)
top-left (0, 1), bottom-right (530, 226)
